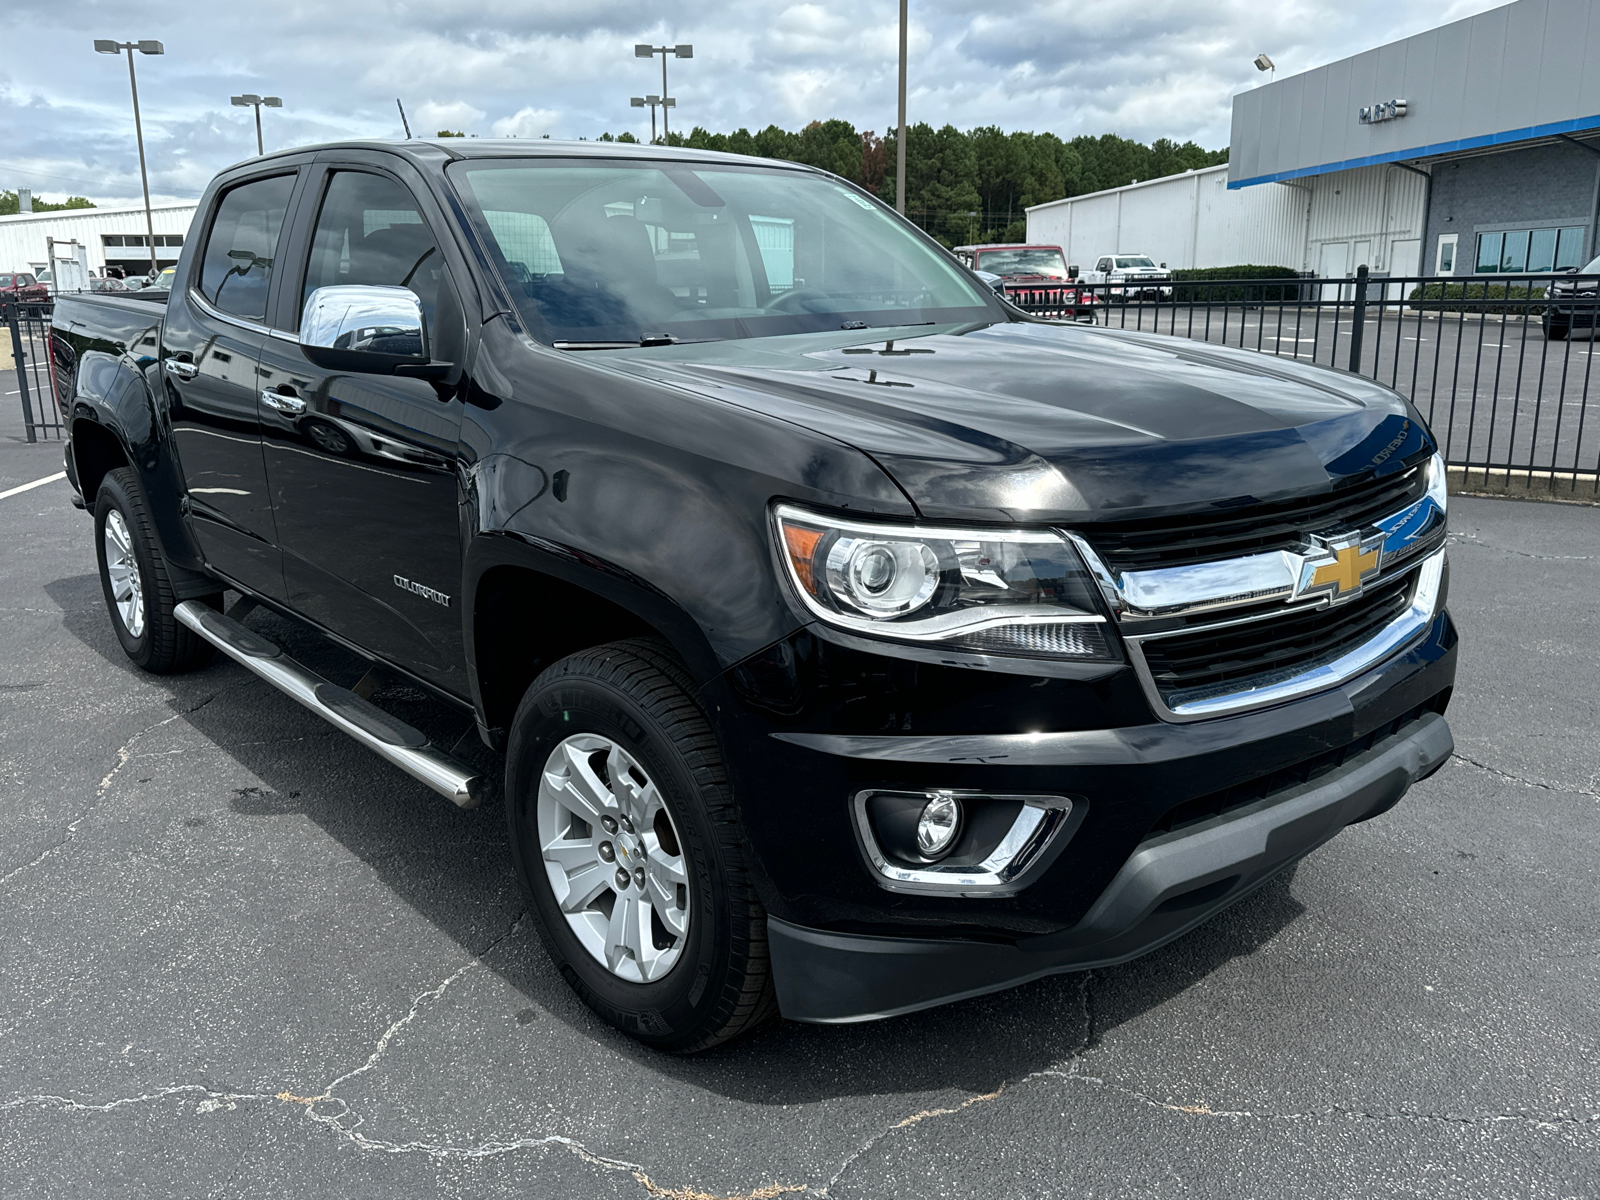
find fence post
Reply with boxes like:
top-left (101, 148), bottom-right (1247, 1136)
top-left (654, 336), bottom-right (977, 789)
top-left (5, 301), bottom-right (38, 445)
top-left (1348, 264), bottom-right (1369, 374)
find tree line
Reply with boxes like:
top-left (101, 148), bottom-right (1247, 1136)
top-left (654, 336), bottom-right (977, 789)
top-left (596, 121), bottom-right (1227, 245)
top-left (1, 191), bottom-right (95, 216)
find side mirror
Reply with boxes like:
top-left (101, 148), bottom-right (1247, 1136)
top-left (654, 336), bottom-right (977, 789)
top-left (1160, 262), bottom-right (1167, 269)
top-left (1068, 264), bottom-right (1079, 278)
top-left (300, 285), bottom-right (442, 376)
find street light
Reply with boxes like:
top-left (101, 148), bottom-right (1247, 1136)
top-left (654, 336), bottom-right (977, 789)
top-left (633, 43), bottom-right (692, 141)
top-left (94, 38), bottom-right (163, 278)
top-left (629, 94), bottom-right (674, 144)
top-left (1254, 53), bottom-right (1275, 81)
top-left (231, 93), bottom-right (283, 156)
top-left (897, 0), bottom-right (908, 214)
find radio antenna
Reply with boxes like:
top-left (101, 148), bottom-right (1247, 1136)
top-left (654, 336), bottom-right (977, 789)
top-left (396, 98), bottom-right (413, 139)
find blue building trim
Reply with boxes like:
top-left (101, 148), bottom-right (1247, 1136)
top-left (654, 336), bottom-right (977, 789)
top-left (1228, 112), bottom-right (1600, 189)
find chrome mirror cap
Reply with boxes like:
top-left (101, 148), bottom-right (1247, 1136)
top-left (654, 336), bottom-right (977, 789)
top-left (299, 285), bottom-right (428, 362)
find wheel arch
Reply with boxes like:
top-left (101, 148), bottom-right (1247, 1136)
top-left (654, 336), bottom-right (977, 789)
top-left (466, 533), bottom-right (725, 750)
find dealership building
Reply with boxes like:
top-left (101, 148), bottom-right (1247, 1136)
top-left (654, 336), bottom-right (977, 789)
top-left (1028, 0), bottom-right (1600, 282)
top-left (0, 199), bottom-right (198, 278)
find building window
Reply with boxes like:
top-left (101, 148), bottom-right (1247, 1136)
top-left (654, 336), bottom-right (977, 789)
top-left (103, 235), bottom-right (124, 247)
top-left (1476, 226), bottom-right (1584, 272)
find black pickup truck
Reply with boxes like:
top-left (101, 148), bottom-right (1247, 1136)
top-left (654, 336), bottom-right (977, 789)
top-left (51, 139), bottom-right (1456, 1052)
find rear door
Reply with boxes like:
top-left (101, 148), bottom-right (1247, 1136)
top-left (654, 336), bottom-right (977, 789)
top-left (255, 154), bottom-right (470, 694)
top-left (162, 167), bottom-right (304, 598)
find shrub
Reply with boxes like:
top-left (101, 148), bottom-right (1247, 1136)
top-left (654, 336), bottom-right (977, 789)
top-left (1170, 266), bottom-right (1303, 303)
top-left (1406, 282), bottom-right (1548, 314)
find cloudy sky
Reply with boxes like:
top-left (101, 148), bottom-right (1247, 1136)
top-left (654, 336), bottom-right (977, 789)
top-left (3, 0), bottom-right (1504, 206)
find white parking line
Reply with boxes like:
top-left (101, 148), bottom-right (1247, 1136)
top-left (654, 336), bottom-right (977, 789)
top-left (0, 471), bottom-right (66, 501)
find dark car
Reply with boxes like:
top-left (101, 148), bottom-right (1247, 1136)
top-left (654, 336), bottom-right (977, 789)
top-left (0, 270), bottom-right (50, 305)
top-left (1542, 256), bottom-right (1600, 339)
top-left (953, 243), bottom-right (1099, 321)
top-left (52, 139), bottom-right (1455, 1052)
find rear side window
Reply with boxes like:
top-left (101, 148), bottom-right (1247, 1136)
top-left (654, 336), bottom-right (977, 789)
top-left (197, 173), bottom-right (296, 320)
top-left (0, 275), bottom-right (12, 287)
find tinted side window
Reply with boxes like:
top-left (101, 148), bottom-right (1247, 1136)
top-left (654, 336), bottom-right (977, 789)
top-left (198, 174), bottom-right (296, 319)
top-left (301, 171), bottom-right (445, 334)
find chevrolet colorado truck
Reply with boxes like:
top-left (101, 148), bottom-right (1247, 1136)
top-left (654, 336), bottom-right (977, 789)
top-left (51, 139), bottom-right (1456, 1052)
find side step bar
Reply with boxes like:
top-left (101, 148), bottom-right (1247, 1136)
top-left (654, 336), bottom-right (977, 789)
top-left (174, 600), bottom-right (481, 809)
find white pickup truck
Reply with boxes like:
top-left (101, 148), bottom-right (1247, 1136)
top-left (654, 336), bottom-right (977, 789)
top-left (1081, 253), bottom-right (1172, 300)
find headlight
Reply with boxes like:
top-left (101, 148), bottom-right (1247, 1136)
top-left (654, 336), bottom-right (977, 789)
top-left (773, 504), bottom-right (1117, 660)
top-left (1424, 451), bottom-right (1448, 514)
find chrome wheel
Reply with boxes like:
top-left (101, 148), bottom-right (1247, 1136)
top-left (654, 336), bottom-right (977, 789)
top-left (536, 732), bottom-right (690, 983)
top-left (103, 509), bottom-right (145, 639)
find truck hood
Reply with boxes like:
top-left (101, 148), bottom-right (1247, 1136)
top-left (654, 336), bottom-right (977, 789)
top-left (602, 320), bottom-right (1433, 522)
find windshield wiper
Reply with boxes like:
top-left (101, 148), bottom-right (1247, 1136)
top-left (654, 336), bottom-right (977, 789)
top-left (553, 334), bottom-right (709, 350)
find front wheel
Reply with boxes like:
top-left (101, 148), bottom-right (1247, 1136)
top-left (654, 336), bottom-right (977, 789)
top-left (505, 639), bottom-right (777, 1052)
top-left (1545, 311), bottom-right (1570, 341)
top-left (93, 468), bottom-right (219, 673)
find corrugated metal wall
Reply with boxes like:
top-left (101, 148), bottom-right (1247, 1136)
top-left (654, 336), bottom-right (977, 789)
top-left (1026, 166), bottom-right (1306, 270)
top-left (0, 202), bottom-right (198, 274)
top-left (1023, 161), bottom-right (1426, 275)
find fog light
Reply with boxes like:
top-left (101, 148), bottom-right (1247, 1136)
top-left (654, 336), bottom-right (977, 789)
top-left (916, 793), bottom-right (962, 857)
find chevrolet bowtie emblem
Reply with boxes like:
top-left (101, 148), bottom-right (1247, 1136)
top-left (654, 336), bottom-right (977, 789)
top-left (1298, 533), bottom-right (1385, 604)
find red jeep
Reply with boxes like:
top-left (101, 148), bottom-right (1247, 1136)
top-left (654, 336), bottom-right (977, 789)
top-left (953, 243), bottom-right (1098, 322)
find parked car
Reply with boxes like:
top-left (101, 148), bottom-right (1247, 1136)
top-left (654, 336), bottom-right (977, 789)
top-left (52, 139), bottom-right (1456, 1052)
top-left (1081, 253), bottom-right (1174, 300)
top-left (953, 243), bottom-right (1099, 321)
top-left (1542, 256), bottom-right (1600, 339)
top-left (150, 266), bottom-right (177, 290)
top-left (89, 276), bottom-right (130, 293)
top-left (0, 270), bottom-right (50, 304)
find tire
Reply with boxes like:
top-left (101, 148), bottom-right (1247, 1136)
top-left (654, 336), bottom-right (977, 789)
top-left (93, 467), bottom-right (219, 673)
top-left (505, 639), bottom-right (777, 1052)
top-left (1545, 312), bottom-right (1569, 341)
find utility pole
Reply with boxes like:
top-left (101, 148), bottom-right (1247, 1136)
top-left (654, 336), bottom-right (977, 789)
top-left (94, 39), bottom-right (163, 277)
top-left (896, 0), bottom-right (908, 214)
top-left (634, 44), bottom-right (693, 143)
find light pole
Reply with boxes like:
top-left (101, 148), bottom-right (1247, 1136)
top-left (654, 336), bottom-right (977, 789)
top-left (629, 94), bottom-right (674, 144)
top-left (897, 0), bottom-right (907, 214)
top-left (94, 38), bottom-right (163, 278)
top-left (633, 43), bottom-right (692, 142)
top-left (231, 93), bottom-right (282, 156)
top-left (1254, 53), bottom-right (1275, 82)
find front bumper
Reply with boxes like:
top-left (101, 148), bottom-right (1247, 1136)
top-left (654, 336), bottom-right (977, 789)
top-left (770, 709), bottom-right (1452, 1022)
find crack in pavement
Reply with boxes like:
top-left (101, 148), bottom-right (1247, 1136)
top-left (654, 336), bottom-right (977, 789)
top-left (1446, 531), bottom-right (1597, 561)
top-left (1035, 1062), bottom-right (1600, 1131)
top-left (1450, 752), bottom-right (1600, 800)
top-left (0, 695), bottom-right (215, 886)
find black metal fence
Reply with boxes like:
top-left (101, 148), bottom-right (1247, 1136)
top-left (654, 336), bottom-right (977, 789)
top-left (1011, 267), bottom-right (1600, 498)
top-left (3, 300), bottom-right (64, 442)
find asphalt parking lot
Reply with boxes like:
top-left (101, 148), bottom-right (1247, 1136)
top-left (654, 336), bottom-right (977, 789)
top-left (1, 423), bottom-right (1597, 1197)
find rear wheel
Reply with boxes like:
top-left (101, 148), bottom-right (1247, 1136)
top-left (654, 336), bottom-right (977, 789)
top-left (505, 639), bottom-right (777, 1052)
top-left (93, 468), bottom-right (219, 673)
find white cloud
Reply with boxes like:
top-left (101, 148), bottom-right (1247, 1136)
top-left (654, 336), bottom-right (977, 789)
top-left (416, 99), bottom-right (487, 135)
top-left (0, 0), bottom-right (1510, 204)
top-left (491, 106), bottom-right (563, 139)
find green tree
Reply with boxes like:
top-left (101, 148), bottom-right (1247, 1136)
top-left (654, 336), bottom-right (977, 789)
top-left (0, 191), bottom-right (95, 216)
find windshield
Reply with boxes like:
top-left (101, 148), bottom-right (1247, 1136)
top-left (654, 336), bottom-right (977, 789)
top-left (1115, 256), bottom-right (1158, 269)
top-left (450, 158), bottom-right (995, 345)
top-left (0, 275), bottom-right (12, 287)
top-left (974, 248), bottom-right (1068, 278)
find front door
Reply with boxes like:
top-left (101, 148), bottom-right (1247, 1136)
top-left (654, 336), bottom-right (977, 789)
top-left (256, 164), bottom-right (469, 694)
top-left (162, 170), bottom-right (299, 598)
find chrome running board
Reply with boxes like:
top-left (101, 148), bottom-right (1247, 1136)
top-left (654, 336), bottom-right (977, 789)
top-left (174, 600), bottom-right (481, 808)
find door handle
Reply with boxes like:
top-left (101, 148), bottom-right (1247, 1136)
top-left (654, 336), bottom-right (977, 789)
top-left (261, 389), bottom-right (306, 416)
top-left (165, 359), bottom-right (198, 380)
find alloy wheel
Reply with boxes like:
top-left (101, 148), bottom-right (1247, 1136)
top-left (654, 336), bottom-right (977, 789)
top-left (536, 732), bottom-right (691, 983)
top-left (103, 509), bottom-right (145, 639)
